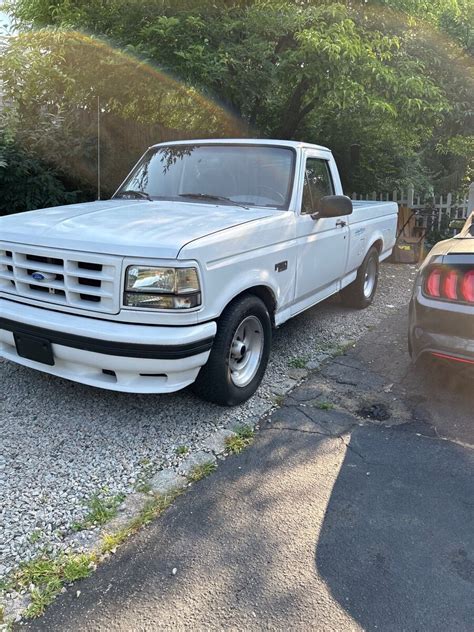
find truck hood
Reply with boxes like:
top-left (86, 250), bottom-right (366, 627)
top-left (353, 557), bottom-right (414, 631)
top-left (0, 199), bottom-right (274, 259)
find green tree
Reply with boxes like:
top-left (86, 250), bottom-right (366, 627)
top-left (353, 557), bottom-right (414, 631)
top-left (0, 27), bottom-right (244, 199)
top-left (0, 136), bottom-right (85, 215)
top-left (1, 0), bottom-right (472, 197)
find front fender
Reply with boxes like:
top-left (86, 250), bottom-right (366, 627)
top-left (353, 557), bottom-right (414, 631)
top-left (209, 267), bottom-right (280, 319)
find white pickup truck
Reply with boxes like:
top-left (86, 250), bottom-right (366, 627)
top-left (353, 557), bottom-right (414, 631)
top-left (0, 139), bottom-right (397, 405)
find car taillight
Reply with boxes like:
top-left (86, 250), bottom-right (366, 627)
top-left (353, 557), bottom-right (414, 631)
top-left (424, 266), bottom-right (474, 304)
top-left (461, 270), bottom-right (474, 303)
top-left (443, 270), bottom-right (458, 300)
top-left (425, 268), bottom-right (441, 298)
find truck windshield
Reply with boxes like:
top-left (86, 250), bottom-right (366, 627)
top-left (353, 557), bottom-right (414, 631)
top-left (114, 144), bottom-right (295, 209)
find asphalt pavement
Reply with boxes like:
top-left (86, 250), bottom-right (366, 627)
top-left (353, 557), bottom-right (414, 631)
top-left (25, 307), bottom-right (474, 631)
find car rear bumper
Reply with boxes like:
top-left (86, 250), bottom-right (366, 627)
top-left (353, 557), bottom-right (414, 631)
top-left (0, 298), bottom-right (216, 393)
top-left (408, 290), bottom-right (474, 365)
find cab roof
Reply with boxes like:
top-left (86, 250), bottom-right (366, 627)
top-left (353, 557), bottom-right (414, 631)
top-left (150, 138), bottom-right (332, 153)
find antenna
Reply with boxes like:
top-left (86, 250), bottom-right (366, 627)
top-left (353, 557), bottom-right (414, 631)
top-left (97, 95), bottom-right (101, 200)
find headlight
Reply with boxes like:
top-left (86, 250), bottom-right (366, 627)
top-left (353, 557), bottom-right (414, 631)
top-left (124, 266), bottom-right (201, 309)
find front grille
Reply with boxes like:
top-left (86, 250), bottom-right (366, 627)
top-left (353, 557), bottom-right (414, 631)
top-left (0, 243), bottom-right (121, 314)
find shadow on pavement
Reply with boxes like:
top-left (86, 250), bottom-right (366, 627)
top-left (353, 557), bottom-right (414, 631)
top-left (316, 425), bottom-right (474, 631)
top-left (22, 308), bottom-right (474, 631)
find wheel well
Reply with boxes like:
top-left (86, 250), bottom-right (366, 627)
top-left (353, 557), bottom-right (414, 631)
top-left (224, 286), bottom-right (277, 325)
top-left (372, 239), bottom-right (383, 254)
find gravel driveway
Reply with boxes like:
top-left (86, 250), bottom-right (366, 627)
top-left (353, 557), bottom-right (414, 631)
top-left (0, 263), bottom-right (417, 581)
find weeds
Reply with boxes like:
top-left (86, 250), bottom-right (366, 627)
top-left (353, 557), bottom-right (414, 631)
top-left (25, 583), bottom-right (61, 619)
top-left (332, 340), bottom-right (355, 357)
top-left (62, 554), bottom-right (94, 582)
top-left (11, 490), bottom-right (184, 621)
top-left (17, 558), bottom-right (61, 585)
top-left (28, 530), bottom-right (43, 544)
top-left (288, 356), bottom-right (308, 369)
top-left (314, 340), bottom-right (354, 357)
top-left (0, 577), bottom-right (13, 593)
top-left (4, 437), bottom-right (242, 623)
top-left (101, 491), bottom-right (182, 553)
top-left (186, 461), bottom-right (217, 482)
top-left (72, 492), bottom-right (125, 531)
top-left (225, 425), bottom-right (255, 454)
top-left (134, 481), bottom-right (152, 494)
top-left (16, 551), bottom-right (98, 619)
top-left (273, 394), bottom-right (285, 406)
top-left (175, 445), bottom-right (190, 456)
top-left (5, 480), bottom-right (192, 624)
top-left (315, 401), bottom-right (335, 410)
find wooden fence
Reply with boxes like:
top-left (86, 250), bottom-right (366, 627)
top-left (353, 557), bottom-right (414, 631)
top-left (350, 182), bottom-right (474, 234)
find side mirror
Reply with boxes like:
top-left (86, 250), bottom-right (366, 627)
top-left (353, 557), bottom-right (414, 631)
top-left (311, 195), bottom-right (353, 220)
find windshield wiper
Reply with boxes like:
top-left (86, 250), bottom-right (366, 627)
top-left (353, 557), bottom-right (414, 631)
top-left (179, 193), bottom-right (249, 210)
top-left (115, 189), bottom-right (153, 201)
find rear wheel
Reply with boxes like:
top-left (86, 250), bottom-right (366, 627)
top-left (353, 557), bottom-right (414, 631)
top-left (340, 246), bottom-right (380, 309)
top-left (191, 295), bottom-right (272, 406)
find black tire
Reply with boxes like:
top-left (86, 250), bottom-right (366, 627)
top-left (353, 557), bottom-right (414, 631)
top-left (340, 246), bottom-right (380, 309)
top-left (191, 295), bottom-right (272, 406)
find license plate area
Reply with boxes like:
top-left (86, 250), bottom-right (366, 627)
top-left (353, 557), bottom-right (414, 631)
top-left (14, 332), bottom-right (55, 366)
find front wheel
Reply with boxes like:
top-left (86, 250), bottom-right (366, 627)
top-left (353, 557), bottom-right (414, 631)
top-left (191, 295), bottom-right (272, 406)
top-left (340, 246), bottom-right (380, 309)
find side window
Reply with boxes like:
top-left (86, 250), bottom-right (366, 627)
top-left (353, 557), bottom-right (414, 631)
top-left (301, 158), bottom-right (334, 214)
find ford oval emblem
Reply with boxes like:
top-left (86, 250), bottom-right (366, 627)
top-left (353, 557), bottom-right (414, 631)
top-left (32, 272), bottom-right (45, 281)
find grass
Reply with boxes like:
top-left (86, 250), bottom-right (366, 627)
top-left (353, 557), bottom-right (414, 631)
top-left (7, 489), bottom-right (186, 621)
top-left (225, 425), bottom-right (255, 454)
top-left (3, 457), bottom-right (218, 624)
top-left (101, 490), bottom-right (183, 553)
top-left (26, 584), bottom-right (62, 619)
top-left (273, 394), bottom-right (285, 406)
top-left (72, 492), bottom-right (125, 532)
top-left (3, 437), bottom-right (235, 623)
top-left (0, 577), bottom-right (13, 592)
top-left (315, 401), bottom-right (335, 410)
top-left (28, 530), bottom-right (43, 544)
top-left (62, 554), bottom-right (95, 582)
top-left (332, 340), bottom-right (355, 357)
top-left (314, 339), bottom-right (355, 357)
top-left (186, 461), bottom-right (217, 482)
top-left (15, 552), bottom-right (98, 619)
top-left (175, 445), bottom-right (190, 456)
top-left (288, 356), bottom-right (308, 369)
top-left (134, 481), bottom-right (152, 494)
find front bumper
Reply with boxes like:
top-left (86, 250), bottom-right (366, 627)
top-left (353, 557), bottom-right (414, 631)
top-left (408, 289), bottom-right (474, 364)
top-left (0, 298), bottom-right (216, 393)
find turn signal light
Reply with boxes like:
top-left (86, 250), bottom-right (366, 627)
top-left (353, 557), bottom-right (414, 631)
top-left (424, 267), bottom-right (474, 304)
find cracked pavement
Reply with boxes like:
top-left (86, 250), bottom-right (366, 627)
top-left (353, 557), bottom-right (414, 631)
top-left (25, 307), bottom-right (473, 631)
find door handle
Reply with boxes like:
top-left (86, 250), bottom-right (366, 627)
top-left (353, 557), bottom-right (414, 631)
top-left (336, 220), bottom-right (347, 228)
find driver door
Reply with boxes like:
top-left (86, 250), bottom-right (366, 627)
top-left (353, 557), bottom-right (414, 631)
top-left (293, 153), bottom-right (349, 314)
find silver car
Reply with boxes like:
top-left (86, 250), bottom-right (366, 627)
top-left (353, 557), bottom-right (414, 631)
top-left (409, 212), bottom-right (474, 366)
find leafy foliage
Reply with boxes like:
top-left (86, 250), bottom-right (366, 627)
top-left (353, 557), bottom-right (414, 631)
top-left (0, 138), bottom-right (85, 215)
top-left (1, 0), bottom-right (472, 205)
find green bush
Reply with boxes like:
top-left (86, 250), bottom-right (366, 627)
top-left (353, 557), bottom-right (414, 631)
top-left (0, 141), bottom-right (90, 215)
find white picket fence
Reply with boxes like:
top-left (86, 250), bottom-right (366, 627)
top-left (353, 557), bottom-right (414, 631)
top-left (351, 182), bottom-right (474, 233)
